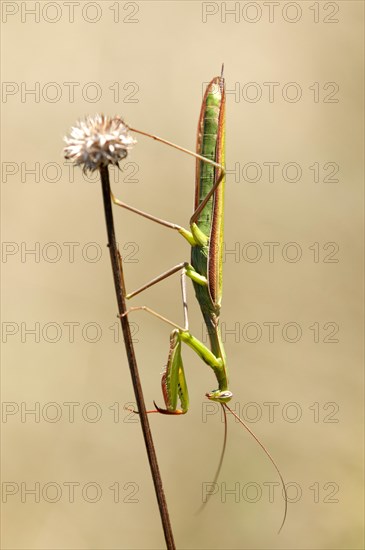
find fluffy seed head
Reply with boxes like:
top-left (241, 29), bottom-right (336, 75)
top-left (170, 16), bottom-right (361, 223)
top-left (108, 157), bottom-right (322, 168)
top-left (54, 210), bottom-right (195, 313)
top-left (64, 114), bottom-right (136, 172)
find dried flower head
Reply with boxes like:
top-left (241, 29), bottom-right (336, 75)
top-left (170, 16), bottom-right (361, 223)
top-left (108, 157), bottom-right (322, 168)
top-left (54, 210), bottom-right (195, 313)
top-left (64, 114), bottom-right (136, 172)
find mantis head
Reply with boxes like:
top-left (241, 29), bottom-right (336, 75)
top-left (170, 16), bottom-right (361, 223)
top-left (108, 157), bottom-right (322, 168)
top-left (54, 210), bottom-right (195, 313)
top-left (206, 389), bottom-right (233, 403)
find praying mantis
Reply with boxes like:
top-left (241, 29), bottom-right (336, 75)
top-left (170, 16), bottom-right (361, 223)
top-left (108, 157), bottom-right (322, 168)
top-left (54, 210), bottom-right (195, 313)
top-left (112, 68), bottom-right (288, 532)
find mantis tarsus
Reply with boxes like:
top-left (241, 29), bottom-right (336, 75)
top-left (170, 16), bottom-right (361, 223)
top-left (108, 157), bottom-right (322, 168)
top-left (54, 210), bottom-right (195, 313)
top-left (113, 69), bottom-right (288, 532)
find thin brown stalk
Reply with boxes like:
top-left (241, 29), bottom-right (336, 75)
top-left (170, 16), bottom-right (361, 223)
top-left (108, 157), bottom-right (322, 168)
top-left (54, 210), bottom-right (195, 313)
top-left (99, 164), bottom-right (176, 550)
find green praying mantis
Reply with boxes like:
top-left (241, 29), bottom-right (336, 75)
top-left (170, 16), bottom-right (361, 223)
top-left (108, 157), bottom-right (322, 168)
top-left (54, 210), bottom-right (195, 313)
top-left (112, 68), bottom-right (288, 532)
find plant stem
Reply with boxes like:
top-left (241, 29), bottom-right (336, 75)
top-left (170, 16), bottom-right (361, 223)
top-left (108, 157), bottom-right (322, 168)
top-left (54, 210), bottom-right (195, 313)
top-left (99, 165), bottom-right (176, 550)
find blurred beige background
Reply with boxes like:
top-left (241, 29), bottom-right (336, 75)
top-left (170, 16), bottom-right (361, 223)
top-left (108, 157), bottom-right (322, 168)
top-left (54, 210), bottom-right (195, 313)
top-left (1, 1), bottom-right (364, 549)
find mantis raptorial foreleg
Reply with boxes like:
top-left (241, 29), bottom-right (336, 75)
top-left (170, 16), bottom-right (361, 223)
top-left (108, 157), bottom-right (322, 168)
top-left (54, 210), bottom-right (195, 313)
top-left (120, 272), bottom-right (225, 418)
